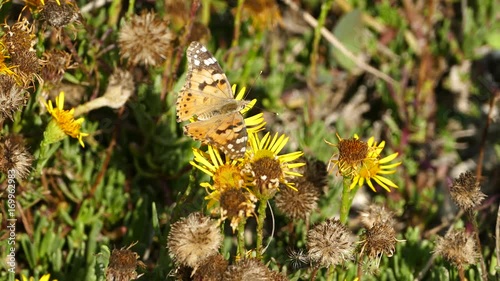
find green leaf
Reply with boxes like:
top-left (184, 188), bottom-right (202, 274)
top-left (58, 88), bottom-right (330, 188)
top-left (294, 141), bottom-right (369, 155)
top-left (331, 9), bottom-right (365, 73)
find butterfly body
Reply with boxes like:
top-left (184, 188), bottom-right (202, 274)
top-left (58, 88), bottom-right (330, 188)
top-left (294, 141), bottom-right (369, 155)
top-left (176, 41), bottom-right (250, 159)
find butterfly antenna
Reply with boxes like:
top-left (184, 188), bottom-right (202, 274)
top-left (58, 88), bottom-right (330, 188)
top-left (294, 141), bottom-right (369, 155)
top-left (243, 70), bottom-right (263, 100)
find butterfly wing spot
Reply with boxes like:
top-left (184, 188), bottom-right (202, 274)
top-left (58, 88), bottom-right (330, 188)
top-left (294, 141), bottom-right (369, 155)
top-left (176, 41), bottom-right (250, 159)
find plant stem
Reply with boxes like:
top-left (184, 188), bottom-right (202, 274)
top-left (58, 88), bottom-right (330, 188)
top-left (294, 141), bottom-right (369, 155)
top-left (327, 265), bottom-right (335, 281)
top-left (339, 179), bottom-right (353, 224)
top-left (309, 0), bottom-right (333, 86)
top-left (227, 0), bottom-right (245, 69)
top-left (467, 211), bottom-right (487, 281)
top-left (236, 217), bottom-right (246, 259)
top-left (306, 0), bottom-right (332, 124)
top-left (256, 198), bottom-right (268, 259)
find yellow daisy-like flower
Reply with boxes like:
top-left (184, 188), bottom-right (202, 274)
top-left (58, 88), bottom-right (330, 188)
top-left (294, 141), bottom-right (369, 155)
top-left (244, 131), bottom-right (304, 199)
top-left (326, 133), bottom-right (369, 177)
top-left (349, 141), bottom-right (401, 192)
top-left (40, 0), bottom-right (61, 5)
top-left (17, 273), bottom-right (58, 281)
top-left (43, 91), bottom-right (89, 147)
top-left (0, 42), bottom-right (19, 80)
top-left (191, 145), bottom-right (256, 229)
top-left (326, 134), bottom-right (401, 192)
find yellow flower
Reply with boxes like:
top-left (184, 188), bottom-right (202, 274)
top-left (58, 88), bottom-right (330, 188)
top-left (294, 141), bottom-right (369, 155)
top-left (40, 0), bottom-right (61, 5)
top-left (326, 134), bottom-right (401, 192)
top-left (350, 144), bottom-right (400, 192)
top-left (44, 91), bottom-right (89, 147)
top-left (231, 85), bottom-right (266, 135)
top-left (244, 132), bottom-right (304, 198)
top-left (0, 42), bottom-right (20, 80)
top-left (17, 273), bottom-right (58, 281)
top-left (191, 146), bottom-right (256, 230)
top-left (326, 133), bottom-right (369, 177)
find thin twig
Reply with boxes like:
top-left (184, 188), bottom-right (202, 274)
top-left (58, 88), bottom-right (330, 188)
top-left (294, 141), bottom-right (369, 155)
top-left (282, 0), bottom-right (398, 87)
top-left (475, 93), bottom-right (498, 180)
top-left (226, 0), bottom-right (245, 69)
top-left (496, 203), bottom-right (500, 269)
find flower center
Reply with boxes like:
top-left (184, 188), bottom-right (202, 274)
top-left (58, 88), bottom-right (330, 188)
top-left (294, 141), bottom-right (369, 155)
top-left (213, 164), bottom-right (244, 190)
top-left (52, 108), bottom-right (82, 138)
top-left (219, 188), bottom-right (248, 219)
top-left (251, 155), bottom-right (282, 189)
top-left (358, 159), bottom-right (380, 178)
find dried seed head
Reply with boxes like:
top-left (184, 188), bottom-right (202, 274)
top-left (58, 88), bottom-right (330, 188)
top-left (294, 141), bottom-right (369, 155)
top-left (307, 218), bottom-right (354, 268)
top-left (102, 69), bottom-right (134, 109)
top-left (192, 254), bottom-right (228, 281)
top-left (3, 18), bottom-right (40, 83)
top-left (434, 229), bottom-right (479, 267)
top-left (40, 50), bottom-right (75, 84)
top-left (219, 188), bottom-right (256, 231)
top-left (359, 204), bottom-right (395, 229)
top-left (358, 221), bottom-right (398, 267)
top-left (40, 0), bottom-right (81, 28)
top-left (0, 135), bottom-right (33, 180)
top-left (269, 271), bottom-right (289, 281)
top-left (223, 258), bottom-right (274, 281)
top-left (167, 212), bottom-right (222, 270)
top-left (449, 171), bottom-right (486, 211)
top-left (106, 242), bottom-right (145, 281)
top-left (275, 181), bottom-right (319, 220)
top-left (118, 11), bottom-right (174, 67)
top-left (288, 249), bottom-right (309, 270)
top-left (0, 75), bottom-right (28, 121)
top-left (301, 157), bottom-right (328, 190)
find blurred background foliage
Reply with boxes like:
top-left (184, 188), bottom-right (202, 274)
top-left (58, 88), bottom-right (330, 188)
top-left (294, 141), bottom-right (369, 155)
top-left (0, 0), bottom-right (498, 280)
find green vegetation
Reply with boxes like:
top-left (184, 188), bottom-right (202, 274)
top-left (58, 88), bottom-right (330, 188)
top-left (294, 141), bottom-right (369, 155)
top-left (0, 0), bottom-right (498, 280)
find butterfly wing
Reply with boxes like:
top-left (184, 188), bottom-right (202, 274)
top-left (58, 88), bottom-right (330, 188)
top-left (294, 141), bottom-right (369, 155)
top-left (176, 41), bottom-right (234, 122)
top-left (184, 112), bottom-right (248, 159)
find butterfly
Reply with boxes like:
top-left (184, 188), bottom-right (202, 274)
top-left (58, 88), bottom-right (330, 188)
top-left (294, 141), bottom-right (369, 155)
top-left (176, 41), bottom-right (251, 159)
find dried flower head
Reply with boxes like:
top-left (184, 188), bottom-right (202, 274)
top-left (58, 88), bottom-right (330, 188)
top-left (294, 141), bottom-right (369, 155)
top-left (167, 212), bottom-right (223, 270)
top-left (449, 171), bottom-right (486, 211)
top-left (223, 258), bottom-right (274, 281)
top-left (297, 156), bottom-right (328, 190)
top-left (74, 69), bottom-right (134, 116)
top-left (0, 135), bottom-right (33, 180)
top-left (118, 11), bottom-right (174, 67)
top-left (243, 132), bottom-right (304, 199)
top-left (191, 254), bottom-right (228, 281)
top-left (307, 218), bottom-right (354, 268)
top-left (270, 271), bottom-right (289, 281)
top-left (40, 50), bottom-right (75, 84)
top-left (359, 204), bottom-right (395, 229)
top-left (39, 0), bottom-right (81, 28)
top-left (434, 229), bottom-right (479, 267)
top-left (219, 188), bottom-right (257, 231)
top-left (275, 181), bottom-right (319, 220)
top-left (358, 221), bottom-right (399, 267)
top-left (3, 18), bottom-right (40, 83)
top-left (0, 75), bottom-right (28, 121)
top-left (106, 242), bottom-right (145, 281)
top-left (288, 249), bottom-right (309, 270)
